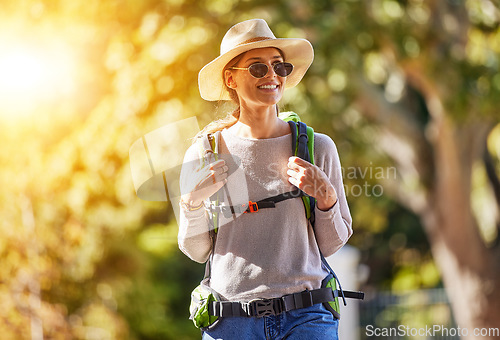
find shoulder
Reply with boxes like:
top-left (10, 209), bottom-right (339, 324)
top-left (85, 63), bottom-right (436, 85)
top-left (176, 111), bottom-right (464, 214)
top-left (183, 135), bottom-right (208, 164)
top-left (312, 132), bottom-right (342, 170)
top-left (313, 132), bottom-right (338, 154)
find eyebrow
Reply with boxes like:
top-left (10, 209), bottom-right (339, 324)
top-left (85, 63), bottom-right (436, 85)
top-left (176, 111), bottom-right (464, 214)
top-left (244, 55), bottom-right (283, 63)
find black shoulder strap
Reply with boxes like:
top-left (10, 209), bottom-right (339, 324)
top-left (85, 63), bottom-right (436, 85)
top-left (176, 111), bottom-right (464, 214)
top-left (296, 121), bottom-right (310, 162)
top-left (288, 120), bottom-right (297, 155)
top-left (288, 120), bottom-right (353, 304)
top-left (287, 120), bottom-right (316, 225)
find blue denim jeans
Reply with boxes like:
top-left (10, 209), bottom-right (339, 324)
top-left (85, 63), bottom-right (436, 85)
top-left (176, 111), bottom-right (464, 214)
top-left (201, 303), bottom-right (338, 340)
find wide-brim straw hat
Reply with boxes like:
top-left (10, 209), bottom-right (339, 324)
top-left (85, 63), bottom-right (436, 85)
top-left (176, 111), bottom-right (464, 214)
top-left (198, 19), bottom-right (314, 101)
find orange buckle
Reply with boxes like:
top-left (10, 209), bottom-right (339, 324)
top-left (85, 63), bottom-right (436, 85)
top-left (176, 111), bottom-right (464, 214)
top-left (245, 201), bottom-right (258, 213)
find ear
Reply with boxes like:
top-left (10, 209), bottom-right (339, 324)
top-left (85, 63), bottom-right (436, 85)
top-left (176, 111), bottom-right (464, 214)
top-left (224, 69), bottom-right (237, 89)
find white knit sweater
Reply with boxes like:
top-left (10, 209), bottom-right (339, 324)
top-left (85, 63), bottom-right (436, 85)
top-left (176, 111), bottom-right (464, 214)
top-left (178, 128), bottom-right (352, 302)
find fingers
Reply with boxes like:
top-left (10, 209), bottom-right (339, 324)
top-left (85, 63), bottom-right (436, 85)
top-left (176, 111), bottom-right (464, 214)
top-left (205, 159), bottom-right (229, 188)
top-left (209, 159), bottom-right (229, 183)
top-left (182, 159), bottom-right (230, 206)
top-left (287, 169), bottom-right (306, 190)
top-left (287, 164), bottom-right (307, 192)
top-left (286, 168), bottom-right (303, 181)
top-left (209, 159), bottom-right (226, 170)
top-left (211, 164), bottom-right (229, 177)
top-left (287, 174), bottom-right (300, 189)
top-left (287, 156), bottom-right (309, 181)
top-left (288, 156), bottom-right (309, 169)
top-left (286, 156), bottom-right (320, 196)
top-left (286, 158), bottom-right (337, 208)
top-left (210, 168), bottom-right (228, 185)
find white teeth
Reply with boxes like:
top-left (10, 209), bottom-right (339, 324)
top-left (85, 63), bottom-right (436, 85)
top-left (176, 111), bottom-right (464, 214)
top-left (258, 85), bottom-right (278, 89)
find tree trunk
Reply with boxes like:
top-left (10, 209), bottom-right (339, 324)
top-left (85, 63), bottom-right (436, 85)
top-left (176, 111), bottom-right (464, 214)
top-left (355, 78), bottom-right (500, 338)
top-left (424, 115), bottom-right (500, 338)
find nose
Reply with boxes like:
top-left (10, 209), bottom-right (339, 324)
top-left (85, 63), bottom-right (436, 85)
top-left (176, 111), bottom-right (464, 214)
top-left (264, 63), bottom-right (277, 78)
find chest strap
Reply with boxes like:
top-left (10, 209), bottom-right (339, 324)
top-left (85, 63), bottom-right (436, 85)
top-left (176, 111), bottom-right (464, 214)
top-left (208, 288), bottom-right (364, 318)
top-left (207, 188), bottom-right (306, 218)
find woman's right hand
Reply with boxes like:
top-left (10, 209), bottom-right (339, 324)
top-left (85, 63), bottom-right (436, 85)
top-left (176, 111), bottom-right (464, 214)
top-left (180, 159), bottom-right (228, 207)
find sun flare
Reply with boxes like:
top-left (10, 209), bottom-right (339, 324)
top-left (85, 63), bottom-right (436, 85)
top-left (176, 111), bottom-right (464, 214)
top-left (0, 41), bottom-right (77, 118)
top-left (0, 51), bottom-right (46, 93)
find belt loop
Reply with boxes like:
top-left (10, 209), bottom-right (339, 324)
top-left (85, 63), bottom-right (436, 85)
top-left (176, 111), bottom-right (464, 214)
top-left (232, 302), bottom-right (242, 317)
top-left (220, 301), bottom-right (232, 316)
top-left (208, 301), bottom-right (217, 316)
top-left (217, 301), bottom-right (224, 316)
top-left (293, 293), bottom-right (303, 309)
top-left (301, 291), bottom-right (314, 308)
top-left (242, 301), bottom-right (250, 316)
top-left (282, 294), bottom-right (294, 312)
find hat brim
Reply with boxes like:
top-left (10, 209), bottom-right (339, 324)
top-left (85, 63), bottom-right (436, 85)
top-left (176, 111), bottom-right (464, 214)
top-left (198, 38), bottom-right (314, 101)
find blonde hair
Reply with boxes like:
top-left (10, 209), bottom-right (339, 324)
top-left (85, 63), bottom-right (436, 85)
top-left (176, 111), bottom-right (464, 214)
top-left (194, 54), bottom-right (244, 140)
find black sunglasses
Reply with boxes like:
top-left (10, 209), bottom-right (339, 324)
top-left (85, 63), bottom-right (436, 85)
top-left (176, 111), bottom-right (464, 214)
top-left (230, 62), bottom-right (294, 78)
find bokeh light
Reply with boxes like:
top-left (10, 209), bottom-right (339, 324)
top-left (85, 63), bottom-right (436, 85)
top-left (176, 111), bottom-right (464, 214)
top-left (0, 38), bottom-right (77, 118)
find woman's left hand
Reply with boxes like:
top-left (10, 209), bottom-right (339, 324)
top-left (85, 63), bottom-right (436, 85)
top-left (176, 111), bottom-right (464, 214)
top-left (287, 156), bottom-right (338, 211)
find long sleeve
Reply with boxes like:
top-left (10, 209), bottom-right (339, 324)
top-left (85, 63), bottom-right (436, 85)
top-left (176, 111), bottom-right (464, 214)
top-left (177, 143), bottom-right (212, 263)
top-left (312, 133), bottom-right (353, 257)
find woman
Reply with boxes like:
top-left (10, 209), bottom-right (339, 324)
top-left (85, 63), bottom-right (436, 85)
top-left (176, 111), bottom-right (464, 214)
top-left (178, 19), bottom-right (352, 339)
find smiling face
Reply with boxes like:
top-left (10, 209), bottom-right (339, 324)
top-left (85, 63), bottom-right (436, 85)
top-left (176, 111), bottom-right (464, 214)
top-left (224, 47), bottom-right (286, 110)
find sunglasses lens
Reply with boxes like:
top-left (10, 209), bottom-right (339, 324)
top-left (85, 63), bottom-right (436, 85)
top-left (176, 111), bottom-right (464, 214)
top-left (248, 64), bottom-right (269, 78)
top-left (274, 62), bottom-right (293, 77)
top-left (247, 62), bottom-right (294, 78)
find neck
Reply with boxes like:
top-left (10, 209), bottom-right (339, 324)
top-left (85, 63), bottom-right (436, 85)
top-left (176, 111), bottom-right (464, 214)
top-left (229, 105), bottom-right (290, 139)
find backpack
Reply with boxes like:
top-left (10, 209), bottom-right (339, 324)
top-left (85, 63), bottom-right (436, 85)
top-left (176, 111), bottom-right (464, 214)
top-left (189, 111), bottom-right (363, 329)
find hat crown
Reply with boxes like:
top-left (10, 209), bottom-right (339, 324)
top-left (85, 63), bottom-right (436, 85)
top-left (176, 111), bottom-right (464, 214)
top-left (220, 19), bottom-right (276, 55)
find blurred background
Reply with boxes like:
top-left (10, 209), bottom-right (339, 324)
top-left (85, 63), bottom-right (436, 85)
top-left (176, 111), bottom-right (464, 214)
top-left (1, 0), bottom-right (499, 339)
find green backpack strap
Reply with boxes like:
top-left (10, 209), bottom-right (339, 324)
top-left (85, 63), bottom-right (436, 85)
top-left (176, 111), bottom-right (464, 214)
top-left (279, 111), bottom-right (315, 163)
top-left (284, 118), bottom-right (315, 221)
top-left (194, 131), bottom-right (223, 320)
top-left (280, 111), bottom-right (315, 220)
top-left (279, 111), bottom-right (301, 123)
top-left (196, 132), bottom-right (221, 235)
top-left (197, 132), bottom-right (219, 166)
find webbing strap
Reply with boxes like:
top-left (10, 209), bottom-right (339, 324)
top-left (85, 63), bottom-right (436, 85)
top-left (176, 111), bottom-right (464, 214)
top-left (199, 132), bottom-right (221, 282)
top-left (297, 121), bottom-right (309, 161)
top-left (261, 188), bottom-right (304, 204)
top-left (287, 120), bottom-right (316, 222)
top-left (288, 120), bottom-right (297, 155)
top-left (208, 287), bottom-right (363, 318)
top-left (338, 290), bottom-right (365, 300)
top-left (207, 188), bottom-right (306, 218)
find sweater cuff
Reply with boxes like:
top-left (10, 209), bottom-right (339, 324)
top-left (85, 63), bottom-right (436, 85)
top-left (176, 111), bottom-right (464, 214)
top-left (314, 201), bottom-right (347, 238)
top-left (180, 203), bottom-right (207, 219)
top-left (314, 199), bottom-right (339, 217)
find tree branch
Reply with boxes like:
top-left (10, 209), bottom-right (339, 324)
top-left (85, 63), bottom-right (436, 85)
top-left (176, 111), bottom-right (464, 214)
top-left (353, 76), bottom-right (433, 215)
top-left (353, 77), bottom-right (425, 142)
